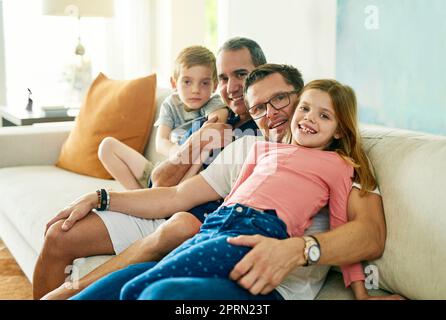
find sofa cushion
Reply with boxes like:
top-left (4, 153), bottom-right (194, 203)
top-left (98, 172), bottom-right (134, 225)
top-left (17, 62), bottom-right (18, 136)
top-left (360, 125), bottom-right (446, 299)
top-left (56, 72), bottom-right (157, 179)
top-left (0, 166), bottom-right (123, 254)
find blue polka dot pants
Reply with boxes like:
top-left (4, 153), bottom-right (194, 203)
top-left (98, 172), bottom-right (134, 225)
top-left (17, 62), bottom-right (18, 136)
top-left (120, 204), bottom-right (288, 300)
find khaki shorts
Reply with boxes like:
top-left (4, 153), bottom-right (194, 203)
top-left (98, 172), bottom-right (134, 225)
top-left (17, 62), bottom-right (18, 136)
top-left (136, 160), bottom-right (155, 188)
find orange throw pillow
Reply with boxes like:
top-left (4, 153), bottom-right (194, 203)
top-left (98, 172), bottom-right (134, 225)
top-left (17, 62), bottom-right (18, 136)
top-left (56, 72), bottom-right (157, 179)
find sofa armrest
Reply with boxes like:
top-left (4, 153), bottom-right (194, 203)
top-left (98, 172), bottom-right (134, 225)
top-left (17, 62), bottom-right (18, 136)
top-left (0, 122), bottom-right (73, 168)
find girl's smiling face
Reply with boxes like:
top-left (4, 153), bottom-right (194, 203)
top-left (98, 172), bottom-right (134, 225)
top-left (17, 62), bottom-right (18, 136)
top-left (291, 88), bottom-right (341, 150)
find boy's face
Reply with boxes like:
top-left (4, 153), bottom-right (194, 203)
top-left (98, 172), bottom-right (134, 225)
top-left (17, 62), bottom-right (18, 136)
top-left (171, 65), bottom-right (216, 110)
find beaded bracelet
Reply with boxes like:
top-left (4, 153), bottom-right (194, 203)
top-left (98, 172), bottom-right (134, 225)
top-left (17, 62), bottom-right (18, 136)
top-left (95, 189), bottom-right (102, 210)
top-left (96, 189), bottom-right (109, 211)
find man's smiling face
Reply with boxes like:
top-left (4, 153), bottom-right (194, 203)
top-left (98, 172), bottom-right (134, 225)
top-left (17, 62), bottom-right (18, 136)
top-left (245, 72), bottom-right (298, 143)
top-left (216, 48), bottom-right (256, 120)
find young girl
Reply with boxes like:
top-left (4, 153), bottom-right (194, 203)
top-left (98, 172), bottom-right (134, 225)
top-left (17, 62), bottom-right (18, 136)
top-left (105, 79), bottom-right (375, 300)
top-left (97, 46), bottom-right (228, 190)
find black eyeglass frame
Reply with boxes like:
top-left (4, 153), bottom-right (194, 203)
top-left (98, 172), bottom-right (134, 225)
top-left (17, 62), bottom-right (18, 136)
top-left (247, 90), bottom-right (300, 120)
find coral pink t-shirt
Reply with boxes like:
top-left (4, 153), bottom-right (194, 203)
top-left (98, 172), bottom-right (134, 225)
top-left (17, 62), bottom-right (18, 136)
top-left (223, 141), bottom-right (364, 287)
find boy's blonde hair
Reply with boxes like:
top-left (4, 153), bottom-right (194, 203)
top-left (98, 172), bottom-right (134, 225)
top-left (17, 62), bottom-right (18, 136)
top-left (173, 46), bottom-right (217, 83)
top-left (299, 79), bottom-right (377, 196)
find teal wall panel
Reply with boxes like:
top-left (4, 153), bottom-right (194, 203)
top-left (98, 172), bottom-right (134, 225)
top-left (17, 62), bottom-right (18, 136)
top-left (336, 0), bottom-right (446, 135)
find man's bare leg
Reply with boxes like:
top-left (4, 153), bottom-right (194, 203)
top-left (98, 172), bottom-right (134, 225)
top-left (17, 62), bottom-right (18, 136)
top-left (33, 213), bottom-right (114, 299)
top-left (42, 212), bottom-right (202, 300)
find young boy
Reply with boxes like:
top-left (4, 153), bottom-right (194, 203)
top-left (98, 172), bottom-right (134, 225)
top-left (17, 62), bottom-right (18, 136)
top-left (98, 46), bottom-right (228, 190)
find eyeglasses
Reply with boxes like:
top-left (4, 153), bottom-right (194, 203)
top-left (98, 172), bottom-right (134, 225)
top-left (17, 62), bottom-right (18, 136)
top-left (247, 90), bottom-right (299, 120)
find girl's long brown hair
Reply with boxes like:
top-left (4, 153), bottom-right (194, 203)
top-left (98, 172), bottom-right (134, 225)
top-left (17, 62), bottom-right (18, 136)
top-left (300, 80), bottom-right (376, 196)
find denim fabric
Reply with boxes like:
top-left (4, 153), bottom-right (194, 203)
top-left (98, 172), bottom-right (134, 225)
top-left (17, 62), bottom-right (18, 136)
top-left (70, 262), bottom-right (157, 300)
top-left (138, 277), bottom-right (284, 300)
top-left (71, 262), bottom-right (283, 300)
top-left (187, 199), bottom-right (223, 223)
top-left (120, 204), bottom-right (288, 300)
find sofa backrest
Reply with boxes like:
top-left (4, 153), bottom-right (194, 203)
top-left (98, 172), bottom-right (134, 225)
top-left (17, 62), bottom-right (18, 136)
top-left (143, 88), bottom-right (171, 166)
top-left (360, 124), bottom-right (446, 299)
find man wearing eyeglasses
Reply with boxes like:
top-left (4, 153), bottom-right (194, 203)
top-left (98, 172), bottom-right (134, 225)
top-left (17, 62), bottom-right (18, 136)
top-left (41, 44), bottom-right (387, 301)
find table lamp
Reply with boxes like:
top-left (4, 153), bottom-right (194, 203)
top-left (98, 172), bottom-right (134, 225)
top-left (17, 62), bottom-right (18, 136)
top-left (42, 0), bottom-right (114, 57)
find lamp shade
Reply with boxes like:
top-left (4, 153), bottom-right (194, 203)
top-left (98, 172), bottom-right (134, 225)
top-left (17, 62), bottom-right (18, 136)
top-left (42, 0), bottom-right (114, 18)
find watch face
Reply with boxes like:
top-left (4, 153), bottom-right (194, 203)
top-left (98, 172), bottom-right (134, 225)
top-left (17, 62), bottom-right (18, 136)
top-left (308, 245), bottom-right (320, 262)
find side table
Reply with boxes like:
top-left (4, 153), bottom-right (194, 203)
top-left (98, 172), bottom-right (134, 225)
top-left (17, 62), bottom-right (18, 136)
top-left (0, 106), bottom-right (77, 126)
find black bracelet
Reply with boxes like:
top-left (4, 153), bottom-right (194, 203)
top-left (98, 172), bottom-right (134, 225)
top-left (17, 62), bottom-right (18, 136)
top-left (98, 189), bottom-right (108, 211)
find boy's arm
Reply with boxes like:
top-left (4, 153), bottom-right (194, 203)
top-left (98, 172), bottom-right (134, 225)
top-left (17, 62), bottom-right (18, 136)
top-left (155, 124), bottom-right (180, 157)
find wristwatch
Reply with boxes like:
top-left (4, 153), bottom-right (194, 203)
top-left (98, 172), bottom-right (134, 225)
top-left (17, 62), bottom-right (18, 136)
top-left (303, 236), bottom-right (321, 266)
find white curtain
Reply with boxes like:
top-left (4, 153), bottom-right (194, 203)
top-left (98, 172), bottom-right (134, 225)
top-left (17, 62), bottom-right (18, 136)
top-left (110, 0), bottom-right (153, 80)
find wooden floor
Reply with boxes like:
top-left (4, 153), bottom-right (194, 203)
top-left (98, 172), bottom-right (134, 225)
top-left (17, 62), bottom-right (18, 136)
top-left (0, 240), bottom-right (33, 300)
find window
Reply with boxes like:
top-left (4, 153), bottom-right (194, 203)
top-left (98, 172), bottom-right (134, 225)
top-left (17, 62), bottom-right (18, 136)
top-left (2, 0), bottom-right (111, 108)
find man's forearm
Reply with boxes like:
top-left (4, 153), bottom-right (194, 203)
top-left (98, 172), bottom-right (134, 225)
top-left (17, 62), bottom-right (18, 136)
top-left (108, 188), bottom-right (180, 219)
top-left (315, 220), bottom-right (382, 266)
top-left (108, 174), bottom-right (220, 220)
top-left (315, 191), bottom-right (386, 266)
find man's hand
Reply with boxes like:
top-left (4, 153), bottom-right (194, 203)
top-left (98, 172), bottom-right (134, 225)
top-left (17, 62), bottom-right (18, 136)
top-left (197, 116), bottom-right (233, 151)
top-left (227, 235), bottom-right (306, 295)
top-left (45, 192), bottom-right (97, 234)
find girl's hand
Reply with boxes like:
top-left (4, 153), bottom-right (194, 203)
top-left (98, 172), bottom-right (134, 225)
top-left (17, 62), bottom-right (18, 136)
top-left (45, 192), bottom-right (97, 234)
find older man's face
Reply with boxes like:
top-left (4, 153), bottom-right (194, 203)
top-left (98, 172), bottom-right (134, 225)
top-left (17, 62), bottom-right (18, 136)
top-left (216, 48), bottom-right (255, 118)
top-left (245, 73), bottom-right (298, 143)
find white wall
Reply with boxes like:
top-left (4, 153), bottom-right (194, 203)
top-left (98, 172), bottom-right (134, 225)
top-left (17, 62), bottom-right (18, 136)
top-left (217, 0), bottom-right (337, 82)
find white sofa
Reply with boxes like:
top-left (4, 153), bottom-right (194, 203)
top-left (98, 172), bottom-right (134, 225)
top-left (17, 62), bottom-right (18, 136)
top-left (1, 88), bottom-right (445, 299)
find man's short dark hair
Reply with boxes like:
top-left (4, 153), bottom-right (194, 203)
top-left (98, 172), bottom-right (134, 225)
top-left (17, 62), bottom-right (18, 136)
top-left (244, 64), bottom-right (304, 95)
top-left (218, 37), bottom-right (267, 67)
